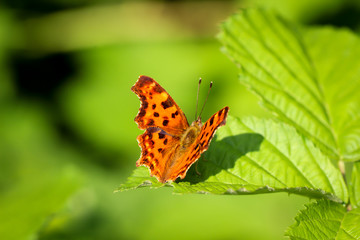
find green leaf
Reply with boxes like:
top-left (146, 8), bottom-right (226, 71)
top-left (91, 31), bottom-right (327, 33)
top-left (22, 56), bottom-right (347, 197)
top-left (304, 27), bottom-right (360, 162)
top-left (116, 166), bottom-right (165, 192)
top-left (336, 207), bottom-right (360, 240)
top-left (286, 200), bottom-right (346, 239)
top-left (118, 116), bottom-right (348, 202)
top-left (350, 161), bottom-right (360, 208)
top-left (219, 9), bottom-right (360, 162)
top-left (285, 200), bottom-right (360, 240)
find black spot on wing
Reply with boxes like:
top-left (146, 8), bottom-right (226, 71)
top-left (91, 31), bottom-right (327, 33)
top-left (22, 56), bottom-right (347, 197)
top-left (143, 101), bottom-right (148, 109)
top-left (152, 104), bottom-right (156, 109)
top-left (178, 169), bottom-right (186, 176)
top-left (161, 98), bottom-right (174, 109)
top-left (163, 138), bottom-right (168, 145)
top-left (147, 133), bottom-right (153, 139)
top-left (209, 115), bottom-right (215, 126)
top-left (154, 158), bottom-right (159, 166)
top-left (137, 76), bottom-right (153, 87)
top-left (163, 120), bottom-right (169, 126)
top-left (153, 85), bottom-right (163, 93)
top-left (148, 119), bottom-right (154, 125)
top-left (154, 112), bottom-right (159, 117)
top-left (149, 164), bottom-right (154, 171)
top-left (184, 163), bottom-right (191, 169)
top-left (138, 109), bottom-right (146, 117)
top-left (158, 133), bottom-right (165, 139)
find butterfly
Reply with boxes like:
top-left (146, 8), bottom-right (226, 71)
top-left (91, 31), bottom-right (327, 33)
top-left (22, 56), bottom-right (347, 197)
top-left (131, 75), bottom-right (229, 183)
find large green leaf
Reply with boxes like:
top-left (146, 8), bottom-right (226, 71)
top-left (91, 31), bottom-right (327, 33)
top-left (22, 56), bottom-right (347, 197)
top-left (304, 27), bottom-right (360, 162)
top-left (285, 200), bottom-right (360, 240)
top-left (350, 161), bottom-right (360, 208)
top-left (219, 9), bottom-right (360, 161)
top-left (336, 207), bottom-right (360, 240)
top-left (118, 116), bottom-right (348, 202)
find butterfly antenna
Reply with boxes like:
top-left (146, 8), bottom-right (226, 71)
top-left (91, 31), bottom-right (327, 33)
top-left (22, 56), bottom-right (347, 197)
top-left (194, 78), bottom-right (202, 120)
top-left (198, 81), bottom-right (213, 120)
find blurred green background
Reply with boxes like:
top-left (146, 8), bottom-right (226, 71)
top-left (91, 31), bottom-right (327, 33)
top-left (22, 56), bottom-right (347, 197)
top-left (1, 0), bottom-right (360, 239)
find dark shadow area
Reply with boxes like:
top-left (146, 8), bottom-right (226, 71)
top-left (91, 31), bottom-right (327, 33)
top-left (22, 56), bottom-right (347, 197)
top-left (2, 0), bottom-right (87, 16)
top-left (181, 133), bottom-right (264, 184)
top-left (311, 4), bottom-right (360, 30)
top-left (11, 52), bottom-right (75, 100)
top-left (10, 51), bottom-right (125, 170)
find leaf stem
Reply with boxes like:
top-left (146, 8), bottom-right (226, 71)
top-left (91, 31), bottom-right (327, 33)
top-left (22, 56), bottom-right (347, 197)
top-left (338, 160), bottom-right (346, 181)
top-left (338, 160), bottom-right (352, 211)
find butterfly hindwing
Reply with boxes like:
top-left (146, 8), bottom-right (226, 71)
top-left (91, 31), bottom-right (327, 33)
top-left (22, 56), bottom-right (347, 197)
top-left (136, 127), bottom-right (180, 181)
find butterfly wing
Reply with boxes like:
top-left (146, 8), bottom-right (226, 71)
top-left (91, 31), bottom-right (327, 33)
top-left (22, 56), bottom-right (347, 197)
top-left (131, 75), bottom-right (189, 136)
top-left (136, 127), bottom-right (181, 182)
top-left (163, 106), bottom-right (229, 182)
top-left (195, 106), bottom-right (229, 153)
top-left (132, 75), bottom-right (191, 182)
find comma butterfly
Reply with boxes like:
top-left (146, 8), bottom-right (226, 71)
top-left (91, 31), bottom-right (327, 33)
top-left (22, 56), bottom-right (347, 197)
top-left (132, 75), bottom-right (229, 183)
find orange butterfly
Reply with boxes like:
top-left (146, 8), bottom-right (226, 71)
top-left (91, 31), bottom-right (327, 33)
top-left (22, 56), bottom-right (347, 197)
top-left (132, 75), bottom-right (229, 183)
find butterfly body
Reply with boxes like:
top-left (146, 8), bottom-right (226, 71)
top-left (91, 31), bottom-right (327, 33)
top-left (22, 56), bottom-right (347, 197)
top-left (179, 120), bottom-right (201, 150)
top-left (132, 75), bottom-right (229, 183)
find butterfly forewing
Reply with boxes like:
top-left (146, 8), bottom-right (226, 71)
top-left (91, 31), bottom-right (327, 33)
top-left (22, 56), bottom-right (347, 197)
top-left (196, 106), bottom-right (229, 152)
top-left (131, 76), bottom-right (189, 136)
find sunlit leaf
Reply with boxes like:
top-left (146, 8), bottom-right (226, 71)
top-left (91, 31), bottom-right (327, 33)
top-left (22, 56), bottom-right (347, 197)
top-left (219, 9), bottom-right (360, 162)
top-left (286, 200), bottom-right (360, 240)
top-left (350, 161), bottom-right (360, 208)
top-left (336, 207), bottom-right (360, 240)
top-left (116, 166), bottom-right (165, 191)
top-left (304, 27), bottom-right (360, 162)
top-left (119, 116), bottom-right (348, 202)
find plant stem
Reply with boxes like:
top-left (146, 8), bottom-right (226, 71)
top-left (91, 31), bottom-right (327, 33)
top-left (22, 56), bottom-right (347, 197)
top-left (338, 160), bottom-right (346, 182)
top-left (338, 160), bottom-right (352, 211)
